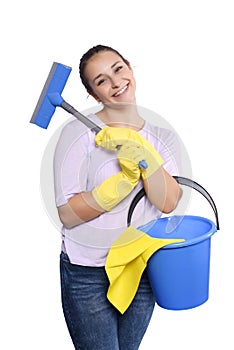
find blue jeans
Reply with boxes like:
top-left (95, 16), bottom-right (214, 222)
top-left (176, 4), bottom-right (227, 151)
top-left (60, 252), bottom-right (155, 350)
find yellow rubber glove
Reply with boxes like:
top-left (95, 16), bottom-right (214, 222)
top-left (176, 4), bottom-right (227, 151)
top-left (105, 225), bottom-right (185, 314)
top-left (92, 143), bottom-right (141, 211)
top-left (95, 126), bottom-right (164, 179)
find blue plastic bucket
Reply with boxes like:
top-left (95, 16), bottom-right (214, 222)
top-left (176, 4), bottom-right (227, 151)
top-left (128, 176), bottom-right (219, 310)
top-left (139, 215), bottom-right (217, 310)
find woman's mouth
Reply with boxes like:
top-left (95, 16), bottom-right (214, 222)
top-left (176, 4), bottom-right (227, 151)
top-left (113, 84), bottom-right (129, 97)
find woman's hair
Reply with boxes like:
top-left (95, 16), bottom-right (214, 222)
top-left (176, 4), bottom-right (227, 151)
top-left (79, 45), bottom-right (129, 94)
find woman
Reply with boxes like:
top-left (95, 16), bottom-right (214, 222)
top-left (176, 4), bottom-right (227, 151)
top-left (54, 45), bottom-right (182, 349)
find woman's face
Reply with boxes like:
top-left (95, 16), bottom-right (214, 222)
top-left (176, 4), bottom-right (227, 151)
top-left (84, 50), bottom-right (136, 105)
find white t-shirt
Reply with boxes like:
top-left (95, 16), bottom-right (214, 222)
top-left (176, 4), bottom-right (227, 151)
top-left (54, 114), bottom-right (181, 266)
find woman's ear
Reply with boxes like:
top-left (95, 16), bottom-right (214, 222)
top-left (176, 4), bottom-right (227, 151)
top-left (88, 90), bottom-right (101, 103)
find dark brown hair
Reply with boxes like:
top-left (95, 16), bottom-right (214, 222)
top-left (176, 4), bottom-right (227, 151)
top-left (79, 45), bottom-right (129, 94)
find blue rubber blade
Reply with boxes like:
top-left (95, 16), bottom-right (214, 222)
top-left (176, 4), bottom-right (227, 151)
top-left (30, 62), bottom-right (72, 129)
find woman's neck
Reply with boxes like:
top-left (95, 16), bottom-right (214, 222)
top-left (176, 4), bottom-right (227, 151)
top-left (96, 103), bottom-right (145, 131)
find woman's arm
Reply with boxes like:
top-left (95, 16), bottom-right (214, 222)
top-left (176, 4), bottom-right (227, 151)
top-left (58, 191), bottom-right (104, 229)
top-left (58, 157), bottom-right (141, 229)
top-left (143, 166), bottom-right (182, 213)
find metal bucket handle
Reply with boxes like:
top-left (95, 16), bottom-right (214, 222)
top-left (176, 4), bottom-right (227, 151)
top-left (127, 176), bottom-right (219, 230)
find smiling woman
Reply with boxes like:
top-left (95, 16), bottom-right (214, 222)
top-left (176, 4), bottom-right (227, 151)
top-left (54, 44), bottom-right (182, 349)
top-left (82, 50), bottom-right (136, 106)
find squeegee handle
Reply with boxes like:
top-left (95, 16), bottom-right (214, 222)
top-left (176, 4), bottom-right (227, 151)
top-left (61, 101), bottom-right (101, 133)
top-left (61, 100), bottom-right (148, 170)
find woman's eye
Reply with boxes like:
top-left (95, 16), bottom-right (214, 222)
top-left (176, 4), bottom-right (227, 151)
top-left (115, 66), bottom-right (123, 73)
top-left (97, 79), bottom-right (105, 86)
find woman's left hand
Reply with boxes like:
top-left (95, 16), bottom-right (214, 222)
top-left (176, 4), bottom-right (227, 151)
top-left (95, 126), bottom-right (139, 150)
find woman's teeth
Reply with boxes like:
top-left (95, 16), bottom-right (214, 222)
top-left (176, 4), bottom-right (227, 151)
top-left (114, 85), bottom-right (128, 97)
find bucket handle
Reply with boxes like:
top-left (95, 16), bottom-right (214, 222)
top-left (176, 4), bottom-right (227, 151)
top-left (127, 176), bottom-right (219, 230)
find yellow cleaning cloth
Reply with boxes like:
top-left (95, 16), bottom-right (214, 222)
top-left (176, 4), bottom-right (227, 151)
top-left (105, 225), bottom-right (185, 314)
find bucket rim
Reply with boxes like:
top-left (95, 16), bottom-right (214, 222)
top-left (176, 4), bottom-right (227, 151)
top-left (140, 215), bottom-right (217, 249)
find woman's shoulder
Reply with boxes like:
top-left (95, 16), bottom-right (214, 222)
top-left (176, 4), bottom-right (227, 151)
top-left (141, 120), bottom-right (178, 142)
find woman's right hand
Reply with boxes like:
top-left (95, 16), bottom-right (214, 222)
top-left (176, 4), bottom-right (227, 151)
top-left (117, 141), bottom-right (142, 183)
top-left (95, 126), bottom-right (164, 179)
top-left (91, 142), bottom-right (143, 212)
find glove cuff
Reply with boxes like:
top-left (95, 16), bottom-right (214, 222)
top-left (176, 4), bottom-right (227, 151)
top-left (92, 172), bottom-right (137, 211)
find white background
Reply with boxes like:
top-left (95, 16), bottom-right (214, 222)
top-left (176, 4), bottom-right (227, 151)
top-left (1, 0), bottom-right (233, 349)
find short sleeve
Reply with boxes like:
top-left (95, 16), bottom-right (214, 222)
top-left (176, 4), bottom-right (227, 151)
top-left (53, 121), bottom-right (92, 207)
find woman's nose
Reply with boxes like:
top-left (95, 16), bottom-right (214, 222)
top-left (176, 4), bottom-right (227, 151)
top-left (110, 76), bottom-right (120, 88)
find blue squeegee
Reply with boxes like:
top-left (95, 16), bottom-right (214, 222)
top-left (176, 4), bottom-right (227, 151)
top-left (30, 62), bottom-right (101, 133)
